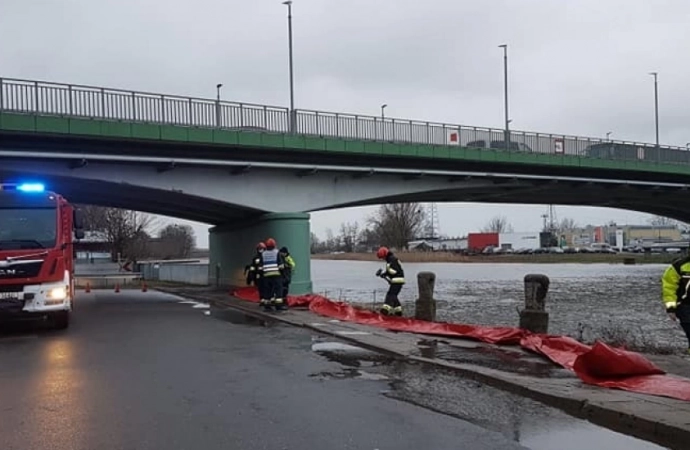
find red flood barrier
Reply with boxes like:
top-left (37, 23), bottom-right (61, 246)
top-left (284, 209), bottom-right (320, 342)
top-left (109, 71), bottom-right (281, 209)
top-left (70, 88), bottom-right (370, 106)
top-left (233, 286), bottom-right (690, 402)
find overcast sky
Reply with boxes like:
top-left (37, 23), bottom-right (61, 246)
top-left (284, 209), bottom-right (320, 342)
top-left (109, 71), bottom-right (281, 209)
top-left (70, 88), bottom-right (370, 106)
top-left (2, 0), bottom-right (689, 247)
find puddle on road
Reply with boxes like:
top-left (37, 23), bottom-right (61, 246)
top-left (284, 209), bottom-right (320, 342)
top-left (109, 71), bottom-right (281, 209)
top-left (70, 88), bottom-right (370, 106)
top-left (309, 336), bottom-right (667, 450)
top-left (519, 420), bottom-right (666, 450)
top-left (414, 339), bottom-right (573, 379)
top-left (310, 338), bottom-right (395, 381)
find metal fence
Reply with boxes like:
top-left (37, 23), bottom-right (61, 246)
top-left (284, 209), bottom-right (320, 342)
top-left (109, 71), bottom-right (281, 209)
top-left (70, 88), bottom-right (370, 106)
top-left (1, 77), bottom-right (688, 165)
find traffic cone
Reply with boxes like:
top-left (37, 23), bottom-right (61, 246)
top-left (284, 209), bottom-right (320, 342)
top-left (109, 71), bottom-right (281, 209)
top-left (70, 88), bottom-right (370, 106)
top-left (85, 282), bottom-right (91, 293)
top-left (114, 283), bottom-right (120, 293)
top-left (141, 282), bottom-right (148, 293)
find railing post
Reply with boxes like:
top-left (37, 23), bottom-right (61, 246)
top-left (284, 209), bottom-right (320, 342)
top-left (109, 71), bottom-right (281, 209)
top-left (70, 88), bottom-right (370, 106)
top-left (68, 85), bottom-right (73, 115)
top-left (335, 113), bottom-right (340, 137)
top-left (426, 122), bottom-right (430, 144)
top-left (316, 111), bottom-right (320, 136)
top-left (0, 78), bottom-right (4, 111)
top-left (34, 81), bottom-right (39, 113)
top-left (160, 95), bottom-right (165, 123)
top-left (100, 88), bottom-right (105, 118)
top-left (263, 106), bottom-right (268, 130)
top-left (131, 92), bottom-right (137, 121)
top-left (215, 99), bottom-right (221, 128)
top-left (355, 115), bottom-right (360, 139)
top-left (189, 98), bottom-right (193, 126)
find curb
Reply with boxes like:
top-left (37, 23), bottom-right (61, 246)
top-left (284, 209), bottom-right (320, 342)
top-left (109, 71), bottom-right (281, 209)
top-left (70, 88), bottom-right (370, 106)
top-left (159, 288), bottom-right (689, 450)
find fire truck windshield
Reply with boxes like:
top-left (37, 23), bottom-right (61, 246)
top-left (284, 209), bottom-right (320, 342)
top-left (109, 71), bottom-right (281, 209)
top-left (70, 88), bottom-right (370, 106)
top-left (0, 207), bottom-right (57, 250)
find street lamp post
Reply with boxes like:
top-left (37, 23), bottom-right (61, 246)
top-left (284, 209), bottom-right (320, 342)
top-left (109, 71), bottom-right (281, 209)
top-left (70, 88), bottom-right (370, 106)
top-left (283, 1), bottom-right (296, 133)
top-left (380, 104), bottom-right (387, 140)
top-left (650, 72), bottom-right (659, 151)
top-left (216, 83), bottom-right (223, 127)
top-left (606, 131), bottom-right (612, 141)
top-left (498, 44), bottom-right (510, 149)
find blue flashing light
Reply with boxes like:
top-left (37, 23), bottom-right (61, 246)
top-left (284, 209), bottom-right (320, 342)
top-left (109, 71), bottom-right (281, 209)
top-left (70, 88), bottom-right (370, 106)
top-left (16, 183), bottom-right (45, 192)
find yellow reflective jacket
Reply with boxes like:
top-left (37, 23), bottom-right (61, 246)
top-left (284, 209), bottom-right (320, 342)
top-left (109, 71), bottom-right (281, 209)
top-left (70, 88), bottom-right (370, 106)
top-left (661, 255), bottom-right (690, 312)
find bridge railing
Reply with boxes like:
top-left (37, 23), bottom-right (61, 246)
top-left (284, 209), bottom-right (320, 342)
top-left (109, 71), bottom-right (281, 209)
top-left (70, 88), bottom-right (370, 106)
top-left (1, 77), bottom-right (689, 165)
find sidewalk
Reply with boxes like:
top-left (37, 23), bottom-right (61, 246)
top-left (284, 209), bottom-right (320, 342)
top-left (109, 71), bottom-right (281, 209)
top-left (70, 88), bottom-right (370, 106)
top-left (159, 286), bottom-right (690, 450)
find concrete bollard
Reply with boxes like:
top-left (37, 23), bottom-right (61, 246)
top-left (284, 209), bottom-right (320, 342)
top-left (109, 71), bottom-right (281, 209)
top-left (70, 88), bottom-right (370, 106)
top-left (415, 272), bottom-right (437, 321)
top-left (519, 274), bottom-right (550, 334)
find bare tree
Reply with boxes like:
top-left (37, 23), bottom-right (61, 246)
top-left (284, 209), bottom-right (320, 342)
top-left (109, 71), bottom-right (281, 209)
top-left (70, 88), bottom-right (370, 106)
top-left (559, 217), bottom-right (578, 232)
top-left (482, 215), bottom-right (513, 233)
top-left (75, 205), bottom-right (158, 262)
top-left (368, 203), bottom-right (425, 250)
top-left (339, 222), bottom-right (360, 252)
top-left (157, 224), bottom-right (196, 259)
top-left (649, 215), bottom-right (677, 227)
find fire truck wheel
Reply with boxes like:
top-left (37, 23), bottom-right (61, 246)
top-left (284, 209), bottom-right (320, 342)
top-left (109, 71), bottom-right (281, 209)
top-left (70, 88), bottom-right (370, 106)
top-left (52, 311), bottom-right (70, 330)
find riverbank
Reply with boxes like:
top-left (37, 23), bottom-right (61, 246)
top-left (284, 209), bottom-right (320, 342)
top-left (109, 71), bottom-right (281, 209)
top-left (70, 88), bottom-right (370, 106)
top-left (311, 251), bottom-right (677, 264)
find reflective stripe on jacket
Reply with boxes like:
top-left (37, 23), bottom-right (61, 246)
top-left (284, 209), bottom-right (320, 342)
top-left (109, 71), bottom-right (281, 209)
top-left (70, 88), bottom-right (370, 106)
top-left (662, 255), bottom-right (690, 312)
top-left (261, 249), bottom-right (283, 277)
top-left (384, 254), bottom-right (405, 284)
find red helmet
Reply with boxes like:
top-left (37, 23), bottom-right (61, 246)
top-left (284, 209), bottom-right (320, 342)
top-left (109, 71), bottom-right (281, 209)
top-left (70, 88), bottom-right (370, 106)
top-left (256, 242), bottom-right (266, 250)
top-left (265, 238), bottom-right (276, 249)
top-left (376, 246), bottom-right (389, 259)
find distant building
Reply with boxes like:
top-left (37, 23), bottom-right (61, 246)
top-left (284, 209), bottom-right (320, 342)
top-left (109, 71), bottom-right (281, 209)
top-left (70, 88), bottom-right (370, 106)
top-left (408, 237), bottom-right (467, 251)
top-left (75, 231), bottom-right (110, 261)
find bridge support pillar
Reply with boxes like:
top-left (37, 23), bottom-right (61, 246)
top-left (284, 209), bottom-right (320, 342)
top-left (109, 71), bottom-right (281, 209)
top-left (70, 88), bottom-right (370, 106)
top-left (209, 212), bottom-right (312, 295)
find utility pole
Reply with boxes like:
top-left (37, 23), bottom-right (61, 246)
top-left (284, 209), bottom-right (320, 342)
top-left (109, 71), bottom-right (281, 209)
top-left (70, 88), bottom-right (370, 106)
top-left (215, 83), bottom-right (223, 127)
top-left (499, 44), bottom-right (510, 148)
top-left (283, 1), bottom-right (296, 133)
top-left (650, 72), bottom-right (659, 163)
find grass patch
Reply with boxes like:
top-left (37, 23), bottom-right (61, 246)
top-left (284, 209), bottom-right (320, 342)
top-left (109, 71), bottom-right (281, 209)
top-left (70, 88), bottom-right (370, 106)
top-left (312, 252), bottom-right (677, 265)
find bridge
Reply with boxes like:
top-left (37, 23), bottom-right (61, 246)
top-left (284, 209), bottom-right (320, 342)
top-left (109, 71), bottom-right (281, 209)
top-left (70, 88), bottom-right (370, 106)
top-left (2, 76), bottom-right (690, 293)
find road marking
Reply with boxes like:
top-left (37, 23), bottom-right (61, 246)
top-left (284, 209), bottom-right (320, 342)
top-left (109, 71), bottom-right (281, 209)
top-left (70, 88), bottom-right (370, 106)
top-left (335, 331), bottom-right (372, 336)
top-left (192, 303), bottom-right (210, 309)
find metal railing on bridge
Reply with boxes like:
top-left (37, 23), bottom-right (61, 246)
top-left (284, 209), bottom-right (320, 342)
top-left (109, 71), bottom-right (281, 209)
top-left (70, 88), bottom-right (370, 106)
top-left (1, 77), bottom-right (689, 166)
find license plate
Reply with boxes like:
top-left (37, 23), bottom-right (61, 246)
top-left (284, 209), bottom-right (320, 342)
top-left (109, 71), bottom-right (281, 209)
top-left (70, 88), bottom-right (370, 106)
top-left (0, 292), bottom-right (20, 301)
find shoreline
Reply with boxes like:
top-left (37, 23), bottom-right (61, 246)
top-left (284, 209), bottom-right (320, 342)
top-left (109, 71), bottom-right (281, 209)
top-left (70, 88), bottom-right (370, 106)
top-left (311, 251), bottom-right (677, 264)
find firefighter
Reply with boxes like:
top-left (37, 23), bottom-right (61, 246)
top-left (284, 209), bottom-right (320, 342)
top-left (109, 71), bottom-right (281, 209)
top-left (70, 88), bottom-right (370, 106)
top-left (279, 246), bottom-right (296, 303)
top-left (260, 238), bottom-right (286, 311)
top-left (375, 246), bottom-right (405, 316)
top-left (661, 250), bottom-right (690, 355)
top-left (245, 242), bottom-right (266, 298)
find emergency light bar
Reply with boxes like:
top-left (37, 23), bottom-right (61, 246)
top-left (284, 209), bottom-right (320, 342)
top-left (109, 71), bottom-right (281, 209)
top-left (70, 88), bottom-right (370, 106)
top-left (0, 183), bottom-right (46, 192)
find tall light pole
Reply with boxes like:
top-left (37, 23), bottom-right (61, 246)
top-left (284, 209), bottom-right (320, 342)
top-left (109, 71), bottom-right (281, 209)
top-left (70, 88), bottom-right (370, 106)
top-left (606, 131), bottom-right (612, 141)
top-left (498, 44), bottom-right (510, 148)
top-left (650, 72), bottom-right (659, 148)
top-left (380, 104), bottom-right (387, 140)
top-left (283, 1), bottom-right (296, 133)
top-left (216, 83), bottom-right (223, 127)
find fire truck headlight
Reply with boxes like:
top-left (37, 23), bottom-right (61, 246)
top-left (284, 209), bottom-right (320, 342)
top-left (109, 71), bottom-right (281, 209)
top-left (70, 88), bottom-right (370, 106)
top-left (47, 286), bottom-right (67, 300)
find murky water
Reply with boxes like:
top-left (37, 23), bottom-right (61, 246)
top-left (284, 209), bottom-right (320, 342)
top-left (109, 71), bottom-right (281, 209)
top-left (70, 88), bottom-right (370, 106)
top-left (310, 335), bottom-right (667, 450)
top-left (312, 260), bottom-right (687, 353)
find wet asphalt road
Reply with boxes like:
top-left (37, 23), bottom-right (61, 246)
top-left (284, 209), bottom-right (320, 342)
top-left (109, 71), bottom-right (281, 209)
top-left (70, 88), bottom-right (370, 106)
top-left (0, 290), bottom-right (528, 450)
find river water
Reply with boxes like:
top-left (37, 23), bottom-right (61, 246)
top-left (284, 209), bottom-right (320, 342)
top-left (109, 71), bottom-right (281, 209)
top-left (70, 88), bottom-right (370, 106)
top-left (311, 260), bottom-right (687, 353)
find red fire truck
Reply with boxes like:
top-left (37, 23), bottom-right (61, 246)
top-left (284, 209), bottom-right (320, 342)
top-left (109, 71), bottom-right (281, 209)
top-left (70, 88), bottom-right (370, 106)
top-left (0, 183), bottom-right (84, 329)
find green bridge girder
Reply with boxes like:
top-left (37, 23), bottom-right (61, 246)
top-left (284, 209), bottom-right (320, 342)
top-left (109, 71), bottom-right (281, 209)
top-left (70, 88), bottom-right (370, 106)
top-left (2, 111), bottom-right (690, 178)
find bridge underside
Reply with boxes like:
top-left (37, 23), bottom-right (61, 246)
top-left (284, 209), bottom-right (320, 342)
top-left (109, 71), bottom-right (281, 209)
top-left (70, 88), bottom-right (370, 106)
top-left (2, 153), bottom-right (690, 295)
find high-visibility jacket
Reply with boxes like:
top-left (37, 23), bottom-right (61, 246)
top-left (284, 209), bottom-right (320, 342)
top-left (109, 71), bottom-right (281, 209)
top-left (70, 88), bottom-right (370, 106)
top-left (661, 255), bottom-right (690, 312)
top-left (282, 254), bottom-right (296, 283)
top-left (382, 253), bottom-right (405, 284)
top-left (260, 248), bottom-right (284, 277)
